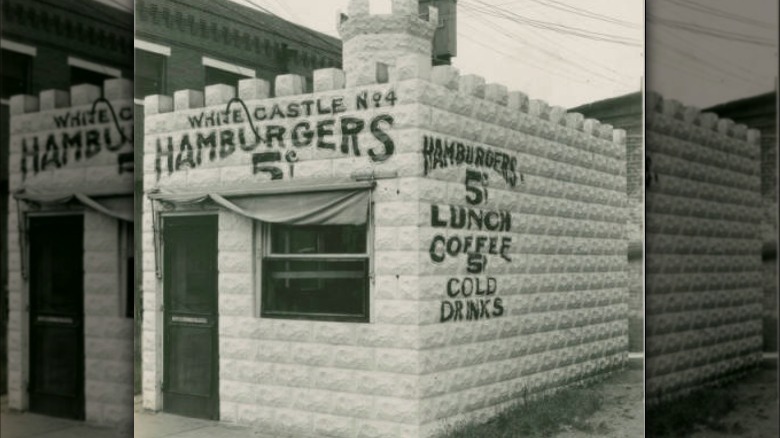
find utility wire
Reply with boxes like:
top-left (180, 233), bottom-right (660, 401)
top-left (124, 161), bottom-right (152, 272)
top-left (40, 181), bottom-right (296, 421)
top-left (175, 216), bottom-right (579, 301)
top-left (651, 36), bottom-right (767, 87)
top-left (187, 0), bottom-right (341, 56)
top-left (518, 0), bottom-right (641, 29)
top-left (457, 31), bottom-right (596, 87)
top-left (648, 15), bottom-right (775, 47)
top-left (489, 1), bottom-right (639, 83)
top-left (658, 25), bottom-right (771, 82)
top-left (461, 8), bottom-right (634, 87)
top-left (269, 0), bottom-right (301, 22)
top-left (235, 0), bottom-right (342, 53)
top-left (661, 0), bottom-right (776, 31)
top-left (462, 0), bottom-right (642, 47)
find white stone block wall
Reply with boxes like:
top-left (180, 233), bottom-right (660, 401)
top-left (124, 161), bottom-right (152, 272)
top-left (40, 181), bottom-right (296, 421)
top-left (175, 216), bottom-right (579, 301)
top-left (6, 79), bottom-right (134, 427)
top-left (645, 93), bottom-right (763, 405)
top-left (410, 75), bottom-right (629, 433)
top-left (142, 47), bottom-right (629, 435)
top-left (5, 197), bottom-right (25, 410)
top-left (83, 210), bottom-right (134, 427)
top-left (142, 74), bottom-right (428, 436)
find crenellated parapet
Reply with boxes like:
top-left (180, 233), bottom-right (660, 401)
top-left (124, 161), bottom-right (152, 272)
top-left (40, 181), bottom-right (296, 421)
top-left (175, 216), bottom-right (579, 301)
top-left (338, 0), bottom-right (438, 87)
top-left (8, 78), bottom-right (134, 195)
top-left (338, 0), bottom-right (439, 41)
top-left (143, 48), bottom-right (628, 204)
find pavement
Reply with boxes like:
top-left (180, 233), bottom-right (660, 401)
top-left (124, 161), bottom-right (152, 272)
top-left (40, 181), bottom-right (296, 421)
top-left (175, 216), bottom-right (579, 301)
top-left (132, 406), bottom-right (263, 438)
top-left (0, 397), bottom-right (129, 438)
top-left (132, 357), bottom-right (646, 437)
top-left (1, 359), bottom-right (645, 438)
top-left (4, 353), bottom-right (771, 438)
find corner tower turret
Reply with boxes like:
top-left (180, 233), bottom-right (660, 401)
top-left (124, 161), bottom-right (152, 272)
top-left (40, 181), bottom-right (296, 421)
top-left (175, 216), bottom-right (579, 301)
top-left (338, 0), bottom-right (438, 86)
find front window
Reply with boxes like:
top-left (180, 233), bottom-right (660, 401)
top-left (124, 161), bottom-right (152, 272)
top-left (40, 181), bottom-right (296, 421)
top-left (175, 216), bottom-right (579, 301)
top-left (260, 223), bottom-right (369, 322)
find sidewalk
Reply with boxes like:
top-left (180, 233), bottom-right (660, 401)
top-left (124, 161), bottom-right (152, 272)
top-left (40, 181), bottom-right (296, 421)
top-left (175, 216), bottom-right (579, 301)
top-left (133, 408), bottom-right (257, 438)
top-left (134, 397), bottom-right (288, 438)
top-left (133, 358), bottom-right (644, 438)
top-left (0, 397), bottom-right (128, 438)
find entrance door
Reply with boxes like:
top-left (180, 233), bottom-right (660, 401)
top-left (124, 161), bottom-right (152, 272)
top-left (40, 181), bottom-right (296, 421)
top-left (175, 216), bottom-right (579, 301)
top-left (163, 215), bottom-right (219, 420)
top-left (28, 215), bottom-right (85, 420)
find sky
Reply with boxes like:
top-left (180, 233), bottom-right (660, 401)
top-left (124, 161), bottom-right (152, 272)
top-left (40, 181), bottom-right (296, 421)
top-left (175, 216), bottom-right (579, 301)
top-left (647, 0), bottom-right (778, 108)
top-left (221, 0), bottom-right (645, 108)
top-left (107, 0), bottom-right (779, 109)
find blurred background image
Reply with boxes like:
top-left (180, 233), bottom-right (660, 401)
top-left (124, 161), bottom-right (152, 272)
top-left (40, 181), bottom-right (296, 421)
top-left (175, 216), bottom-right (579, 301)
top-left (645, 0), bottom-right (777, 436)
top-left (1, 0), bottom-right (134, 435)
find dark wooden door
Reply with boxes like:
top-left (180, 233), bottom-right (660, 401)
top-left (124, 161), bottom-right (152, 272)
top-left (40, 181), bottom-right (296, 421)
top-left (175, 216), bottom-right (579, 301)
top-left (28, 215), bottom-right (85, 420)
top-left (163, 215), bottom-right (219, 420)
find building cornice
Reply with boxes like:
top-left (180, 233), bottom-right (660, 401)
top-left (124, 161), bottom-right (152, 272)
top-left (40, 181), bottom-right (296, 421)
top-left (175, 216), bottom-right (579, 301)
top-left (135, 0), bottom-right (342, 72)
top-left (1, 0), bottom-right (133, 68)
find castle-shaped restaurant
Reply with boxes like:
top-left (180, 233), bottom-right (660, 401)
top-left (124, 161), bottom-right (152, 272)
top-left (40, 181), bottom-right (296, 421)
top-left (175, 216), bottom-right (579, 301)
top-left (139, 0), bottom-right (630, 436)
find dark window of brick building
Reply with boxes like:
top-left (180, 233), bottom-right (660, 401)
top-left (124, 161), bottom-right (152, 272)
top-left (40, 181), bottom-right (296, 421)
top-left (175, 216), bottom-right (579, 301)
top-left (204, 66), bottom-right (247, 89)
top-left (135, 50), bottom-right (167, 98)
top-left (70, 66), bottom-right (113, 89)
top-left (1, 49), bottom-right (32, 99)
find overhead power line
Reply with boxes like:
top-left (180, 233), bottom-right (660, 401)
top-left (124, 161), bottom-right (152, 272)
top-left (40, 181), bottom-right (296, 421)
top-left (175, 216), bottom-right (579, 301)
top-left (658, 25), bottom-right (771, 82)
top-left (191, 0), bottom-right (341, 56)
top-left (236, 0), bottom-right (342, 52)
top-left (460, 8), bottom-right (634, 88)
top-left (520, 0), bottom-right (641, 29)
top-left (661, 0), bottom-right (776, 31)
top-left (649, 15), bottom-right (776, 47)
top-left (650, 36), bottom-right (767, 87)
top-left (462, 0), bottom-right (641, 47)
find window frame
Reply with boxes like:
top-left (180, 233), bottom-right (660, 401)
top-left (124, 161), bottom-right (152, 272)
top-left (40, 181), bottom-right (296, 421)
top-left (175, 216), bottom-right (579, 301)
top-left (201, 56), bottom-right (256, 79)
top-left (1, 40), bottom-right (35, 102)
top-left (67, 56), bottom-right (122, 78)
top-left (255, 217), bottom-right (374, 323)
top-left (134, 42), bottom-right (170, 100)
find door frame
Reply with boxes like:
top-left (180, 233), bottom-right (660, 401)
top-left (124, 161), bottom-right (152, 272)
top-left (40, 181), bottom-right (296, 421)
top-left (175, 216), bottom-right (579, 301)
top-left (160, 211), bottom-right (220, 420)
top-left (25, 211), bottom-right (85, 420)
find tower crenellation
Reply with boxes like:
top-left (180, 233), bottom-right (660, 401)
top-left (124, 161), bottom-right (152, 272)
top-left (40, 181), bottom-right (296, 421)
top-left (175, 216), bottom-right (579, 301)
top-left (339, 0), bottom-right (438, 87)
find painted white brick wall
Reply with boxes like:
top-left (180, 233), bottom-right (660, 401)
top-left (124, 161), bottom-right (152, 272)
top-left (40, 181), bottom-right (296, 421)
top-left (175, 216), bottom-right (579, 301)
top-left (83, 211), bottom-right (134, 428)
top-left (142, 76), bottom-right (629, 437)
top-left (139, 1), bottom-right (629, 436)
top-left (7, 81), bottom-right (134, 428)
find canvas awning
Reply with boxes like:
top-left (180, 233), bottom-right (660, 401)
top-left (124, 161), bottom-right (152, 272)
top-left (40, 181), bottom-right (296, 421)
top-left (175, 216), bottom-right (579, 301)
top-left (13, 191), bottom-right (134, 222)
top-left (147, 179), bottom-right (375, 226)
top-left (146, 179), bottom-right (375, 278)
top-left (13, 190), bottom-right (134, 279)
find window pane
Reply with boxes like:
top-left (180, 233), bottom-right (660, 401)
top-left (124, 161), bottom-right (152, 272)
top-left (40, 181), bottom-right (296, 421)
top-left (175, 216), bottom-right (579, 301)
top-left (263, 259), bottom-right (368, 319)
top-left (70, 66), bottom-right (113, 89)
top-left (270, 224), bottom-right (367, 254)
top-left (1, 49), bottom-right (32, 99)
top-left (135, 50), bottom-right (166, 98)
top-left (204, 67), bottom-right (245, 89)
